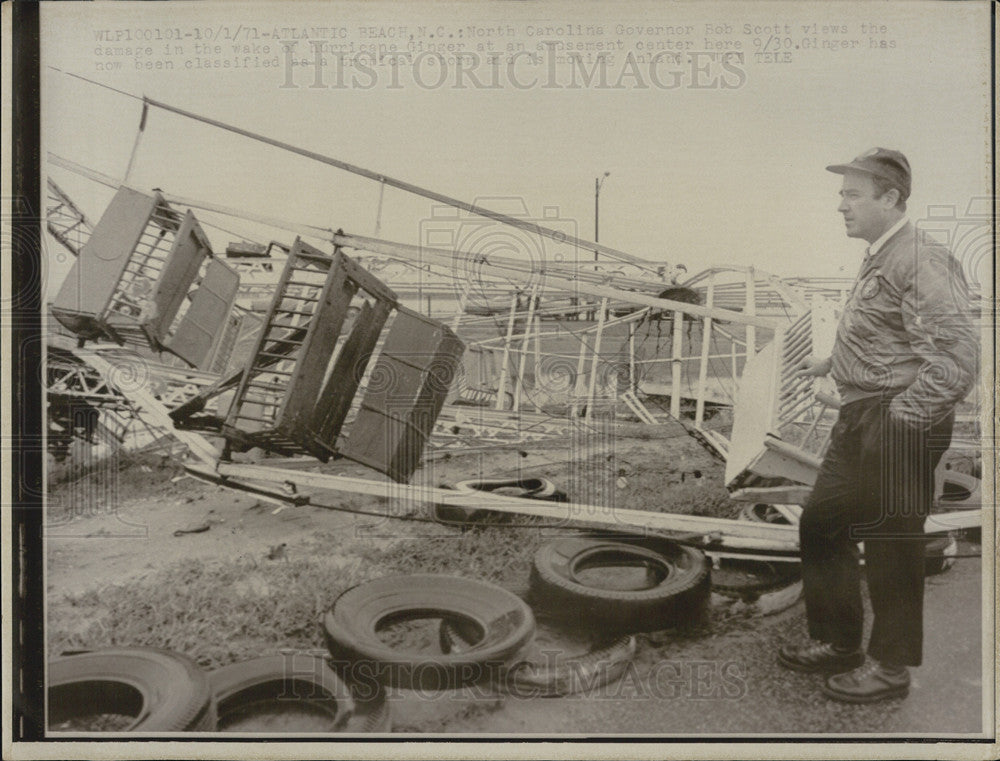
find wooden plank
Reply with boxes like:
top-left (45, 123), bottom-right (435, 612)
top-left (925, 510), bottom-right (983, 532)
top-left (763, 437), bottom-right (824, 470)
top-left (570, 328), bottom-right (590, 418)
top-left (495, 293), bottom-right (519, 411)
top-left (724, 340), bottom-right (780, 485)
top-left (750, 442), bottom-right (822, 486)
top-left (585, 298), bottom-right (609, 420)
top-left (773, 504), bottom-right (803, 524)
top-left (514, 284), bottom-right (540, 412)
top-left (695, 279), bottom-right (715, 426)
top-left (532, 313), bottom-right (542, 413)
top-left (670, 310), bottom-right (683, 418)
top-left (216, 461), bottom-right (801, 547)
top-left (150, 210), bottom-right (211, 340)
top-left (165, 258), bottom-right (240, 368)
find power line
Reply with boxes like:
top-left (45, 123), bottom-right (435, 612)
top-left (47, 65), bottom-right (145, 102)
top-left (46, 65), bottom-right (661, 272)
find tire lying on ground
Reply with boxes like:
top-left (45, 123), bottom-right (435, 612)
top-left (450, 477), bottom-right (567, 502)
top-left (208, 654), bottom-right (390, 733)
top-left (936, 470), bottom-right (981, 508)
top-left (714, 580), bottom-right (804, 617)
top-left (48, 648), bottom-right (215, 732)
top-left (433, 477), bottom-right (567, 526)
top-left (440, 618), bottom-right (636, 697)
top-left (710, 558), bottom-right (801, 598)
top-left (323, 574), bottom-right (535, 691)
top-left (739, 503), bottom-right (793, 524)
top-left (924, 534), bottom-right (958, 576)
top-left (530, 533), bottom-right (710, 633)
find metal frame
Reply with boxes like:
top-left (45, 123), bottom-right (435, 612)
top-left (219, 238), bottom-right (398, 459)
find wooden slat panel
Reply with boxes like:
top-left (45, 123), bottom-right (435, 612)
top-left (275, 254), bottom-right (357, 438)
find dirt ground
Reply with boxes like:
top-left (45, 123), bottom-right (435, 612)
top-left (44, 420), bottom-right (984, 736)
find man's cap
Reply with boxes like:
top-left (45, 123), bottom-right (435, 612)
top-left (826, 147), bottom-right (911, 200)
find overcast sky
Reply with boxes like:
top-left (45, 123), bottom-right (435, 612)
top-left (40, 0), bottom-right (992, 299)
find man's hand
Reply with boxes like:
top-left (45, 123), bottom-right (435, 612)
top-left (794, 355), bottom-right (832, 377)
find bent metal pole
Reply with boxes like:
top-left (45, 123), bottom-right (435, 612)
top-left (142, 96), bottom-right (656, 268)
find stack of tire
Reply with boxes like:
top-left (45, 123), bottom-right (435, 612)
top-left (322, 574), bottom-right (537, 695)
top-left (321, 572), bottom-right (640, 699)
top-left (527, 532), bottom-right (712, 633)
top-left (524, 525), bottom-right (802, 624)
top-left (48, 648), bottom-right (389, 733)
top-left (710, 504), bottom-right (804, 610)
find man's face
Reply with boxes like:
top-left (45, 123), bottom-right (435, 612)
top-left (836, 171), bottom-right (894, 243)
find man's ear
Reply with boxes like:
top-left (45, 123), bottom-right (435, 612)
top-left (880, 187), bottom-right (900, 209)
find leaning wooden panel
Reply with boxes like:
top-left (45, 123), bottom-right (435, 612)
top-left (147, 210), bottom-right (213, 342)
top-left (724, 339), bottom-right (783, 487)
top-left (165, 258), bottom-right (241, 369)
top-left (311, 299), bottom-right (394, 455)
top-left (50, 187), bottom-right (158, 338)
top-left (340, 308), bottom-right (465, 482)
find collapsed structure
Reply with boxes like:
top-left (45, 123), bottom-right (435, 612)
top-left (43, 97), bottom-right (984, 552)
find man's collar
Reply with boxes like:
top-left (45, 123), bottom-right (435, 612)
top-left (868, 216), bottom-right (909, 257)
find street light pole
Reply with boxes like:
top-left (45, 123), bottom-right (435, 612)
top-left (594, 171), bottom-right (609, 262)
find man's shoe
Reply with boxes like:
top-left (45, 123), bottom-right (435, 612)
top-left (822, 660), bottom-right (910, 703)
top-left (777, 641), bottom-right (865, 673)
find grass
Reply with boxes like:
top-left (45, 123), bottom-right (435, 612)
top-left (46, 426), bottom-right (751, 695)
top-left (49, 552), bottom-right (374, 670)
top-left (357, 521), bottom-right (551, 591)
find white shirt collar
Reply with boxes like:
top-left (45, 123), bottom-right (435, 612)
top-left (868, 216), bottom-right (909, 257)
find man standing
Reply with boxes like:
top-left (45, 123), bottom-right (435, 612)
top-left (777, 148), bottom-right (978, 702)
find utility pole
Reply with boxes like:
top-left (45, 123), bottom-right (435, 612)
top-left (594, 171), bottom-right (610, 262)
top-left (590, 172), bottom-right (610, 320)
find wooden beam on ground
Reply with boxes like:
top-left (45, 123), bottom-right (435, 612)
top-left (215, 461), bottom-right (800, 548)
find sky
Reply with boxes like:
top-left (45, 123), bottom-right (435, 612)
top-left (40, 0), bottom-right (993, 300)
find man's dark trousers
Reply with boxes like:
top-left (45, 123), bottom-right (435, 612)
top-left (799, 395), bottom-right (954, 666)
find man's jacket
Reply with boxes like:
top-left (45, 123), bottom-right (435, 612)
top-left (829, 221), bottom-right (979, 426)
